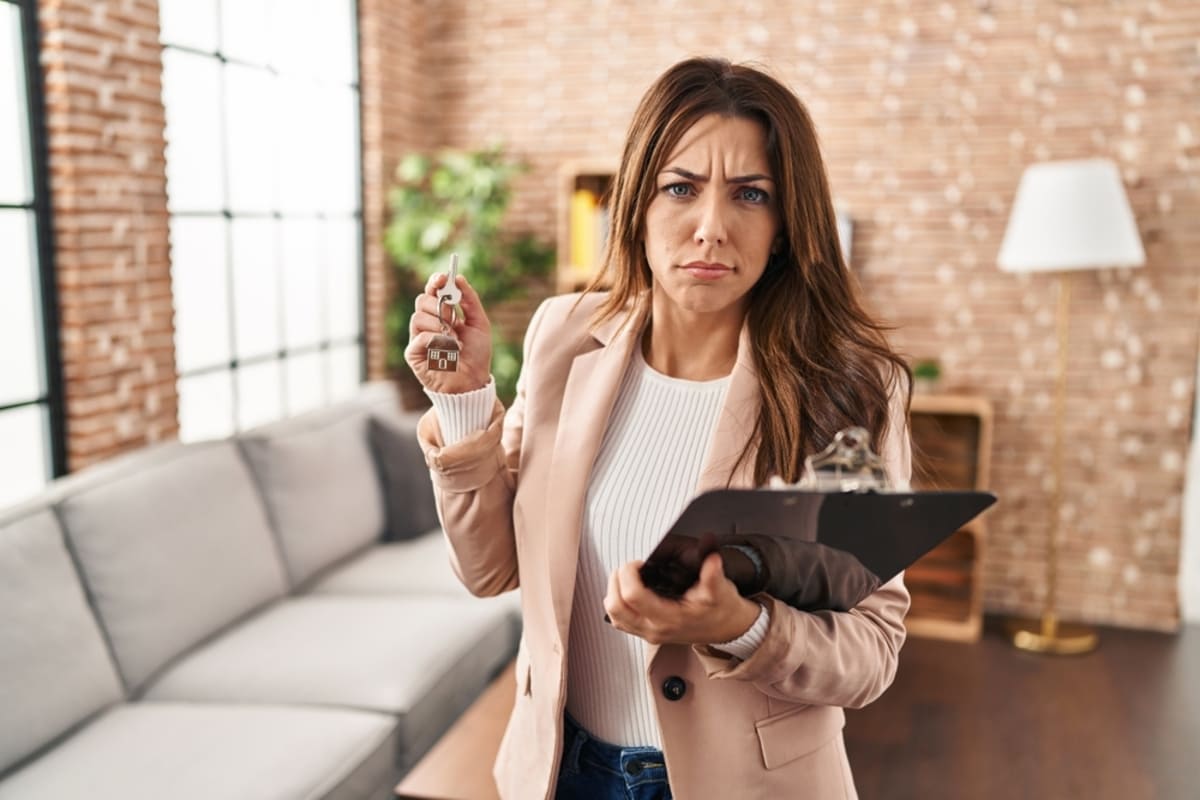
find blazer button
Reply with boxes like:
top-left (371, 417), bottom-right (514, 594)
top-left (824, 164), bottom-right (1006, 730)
top-left (662, 676), bottom-right (687, 701)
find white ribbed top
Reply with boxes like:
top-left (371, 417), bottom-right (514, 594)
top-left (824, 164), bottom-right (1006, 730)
top-left (566, 347), bottom-right (731, 748)
top-left (426, 347), bottom-right (770, 750)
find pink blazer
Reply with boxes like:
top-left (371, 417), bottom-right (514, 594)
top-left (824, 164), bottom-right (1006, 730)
top-left (417, 292), bottom-right (912, 800)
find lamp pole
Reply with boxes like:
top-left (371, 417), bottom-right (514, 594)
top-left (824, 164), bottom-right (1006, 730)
top-left (1007, 273), bottom-right (1098, 655)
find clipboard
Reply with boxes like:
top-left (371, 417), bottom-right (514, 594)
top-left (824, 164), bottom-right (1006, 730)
top-left (638, 427), bottom-right (998, 612)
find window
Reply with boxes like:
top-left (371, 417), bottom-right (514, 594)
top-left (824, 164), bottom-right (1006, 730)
top-left (0, 0), bottom-right (64, 508)
top-left (159, 0), bottom-right (364, 442)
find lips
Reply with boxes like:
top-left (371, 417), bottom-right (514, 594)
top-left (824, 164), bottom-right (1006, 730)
top-left (681, 261), bottom-right (733, 281)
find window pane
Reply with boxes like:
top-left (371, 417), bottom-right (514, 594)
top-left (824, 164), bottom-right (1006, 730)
top-left (311, 0), bottom-right (358, 84)
top-left (158, 0), bottom-right (218, 52)
top-left (276, 77), bottom-right (321, 214)
top-left (236, 359), bottom-right (282, 429)
top-left (221, 0), bottom-right (273, 68)
top-left (324, 218), bottom-right (360, 340)
top-left (0, 405), bottom-right (49, 507)
top-left (285, 351), bottom-right (324, 415)
top-left (0, 3), bottom-right (31, 205)
top-left (177, 370), bottom-right (234, 442)
top-left (224, 63), bottom-right (276, 214)
top-left (280, 219), bottom-right (321, 349)
top-left (170, 216), bottom-right (230, 372)
top-left (230, 217), bottom-right (280, 359)
top-left (0, 209), bottom-right (42, 406)
top-left (272, 0), bottom-right (349, 80)
top-left (161, 49), bottom-right (224, 213)
top-left (314, 85), bottom-right (360, 215)
top-left (327, 343), bottom-right (361, 401)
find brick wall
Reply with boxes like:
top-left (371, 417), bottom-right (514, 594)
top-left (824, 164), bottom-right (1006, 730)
top-left (38, 0), bottom-right (178, 471)
top-left (359, 0), bottom-right (429, 384)
top-left (406, 0), bottom-right (1200, 631)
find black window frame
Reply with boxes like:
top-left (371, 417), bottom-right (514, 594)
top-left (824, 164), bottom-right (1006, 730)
top-left (0, 0), bottom-right (66, 480)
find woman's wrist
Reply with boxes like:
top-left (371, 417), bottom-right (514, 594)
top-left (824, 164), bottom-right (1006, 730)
top-left (425, 378), bottom-right (496, 446)
top-left (715, 596), bottom-right (763, 644)
top-left (713, 601), bottom-right (770, 660)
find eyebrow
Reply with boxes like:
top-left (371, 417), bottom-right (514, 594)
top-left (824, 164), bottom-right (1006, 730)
top-left (660, 167), bottom-right (775, 184)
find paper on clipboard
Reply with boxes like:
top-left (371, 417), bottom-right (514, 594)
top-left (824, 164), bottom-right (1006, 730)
top-left (638, 427), bottom-right (997, 612)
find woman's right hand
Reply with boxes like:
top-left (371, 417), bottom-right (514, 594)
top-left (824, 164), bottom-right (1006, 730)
top-left (405, 271), bottom-right (493, 394)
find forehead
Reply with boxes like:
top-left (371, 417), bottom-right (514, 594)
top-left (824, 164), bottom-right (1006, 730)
top-left (663, 114), bottom-right (771, 169)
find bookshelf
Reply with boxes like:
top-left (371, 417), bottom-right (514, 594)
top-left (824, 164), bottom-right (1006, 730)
top-left (904, 394), bottom-right (994, 642)
top-left (556, 161), bottom-right (615, 293)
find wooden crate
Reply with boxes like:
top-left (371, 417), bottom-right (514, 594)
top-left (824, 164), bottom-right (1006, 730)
top-left (904, 395), bottom-right (994, 642)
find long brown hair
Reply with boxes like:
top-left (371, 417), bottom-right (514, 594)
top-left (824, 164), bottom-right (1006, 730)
top-left (588, 56), bottom-right (911, 485)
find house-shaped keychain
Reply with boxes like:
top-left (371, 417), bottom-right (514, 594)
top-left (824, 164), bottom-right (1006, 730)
top-left (427, 342), bottom-right (459, 372)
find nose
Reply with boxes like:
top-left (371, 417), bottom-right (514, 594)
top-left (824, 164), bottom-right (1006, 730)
top-left (693, 194), bottom-right (728, 247)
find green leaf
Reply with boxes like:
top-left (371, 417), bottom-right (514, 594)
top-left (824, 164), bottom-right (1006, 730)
top-left (419, 219), bottom-right (452, 252)
top-left (397, 153), bottom-right (429, 184)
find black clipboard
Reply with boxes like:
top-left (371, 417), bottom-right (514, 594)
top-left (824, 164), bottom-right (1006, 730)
top-left (639, 488), bottom-right (997, 612)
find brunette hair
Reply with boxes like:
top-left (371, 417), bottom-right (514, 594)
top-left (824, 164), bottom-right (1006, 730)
top-left (588, 56), bottom-right (911, 485)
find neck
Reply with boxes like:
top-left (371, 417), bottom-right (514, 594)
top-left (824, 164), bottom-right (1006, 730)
top-left (643, 292), bottom-right (744, 381)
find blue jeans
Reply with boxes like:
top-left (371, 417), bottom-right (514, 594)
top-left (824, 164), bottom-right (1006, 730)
top-left (555, 713), bottom-right (673, 800)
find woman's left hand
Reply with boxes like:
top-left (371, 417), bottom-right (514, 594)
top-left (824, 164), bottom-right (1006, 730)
top-left (605, 553), bottom-right (762, 646)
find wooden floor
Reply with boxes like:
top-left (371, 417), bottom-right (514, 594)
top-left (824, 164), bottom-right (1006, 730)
top-left (845, 618), bottom-right (1200, 800)
top-left (394, 619), bottom-right (1199, 800)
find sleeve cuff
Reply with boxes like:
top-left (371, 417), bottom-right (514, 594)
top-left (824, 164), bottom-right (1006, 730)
top-left (425, 378), bottom-right (497, 446)
top-left (711, 603), bottom-right (770, 661)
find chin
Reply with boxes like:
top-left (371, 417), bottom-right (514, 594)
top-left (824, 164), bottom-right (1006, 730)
top-left (663, 283), bottom-right (749, 316)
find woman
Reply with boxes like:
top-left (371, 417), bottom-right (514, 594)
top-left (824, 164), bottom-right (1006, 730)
top-left (406, 57), bottom-right (912, 800)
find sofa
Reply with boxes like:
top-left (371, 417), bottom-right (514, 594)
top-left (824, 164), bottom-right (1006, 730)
top-left (0, 382), bottom-right (521, 799)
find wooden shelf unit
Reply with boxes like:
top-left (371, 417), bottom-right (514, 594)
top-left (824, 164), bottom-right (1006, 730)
top-left (904, 394), bottom-right (994, 642)
top-left (556, 161), bottom-right (615, 294)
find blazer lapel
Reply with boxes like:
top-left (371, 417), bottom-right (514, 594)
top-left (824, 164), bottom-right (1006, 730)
top-left (696, 321), bottom-right (761, 493)
top-left (545, 301), bottom-right (648, 644)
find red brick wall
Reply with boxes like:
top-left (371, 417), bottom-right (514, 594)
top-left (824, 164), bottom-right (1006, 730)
top-left (38, 0), bottom-right (177, 470)
top-left (359, 0), bottom-right (429, 383)
top-left (405, 1), bottom-right (1200, 631)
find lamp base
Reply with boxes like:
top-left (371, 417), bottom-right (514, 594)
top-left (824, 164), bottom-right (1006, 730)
top-left (1007, 615), bottom-right (1098, 655)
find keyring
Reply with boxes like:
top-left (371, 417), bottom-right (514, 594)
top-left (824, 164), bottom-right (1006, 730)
top-left (436, 295), bottom-right (455, 333)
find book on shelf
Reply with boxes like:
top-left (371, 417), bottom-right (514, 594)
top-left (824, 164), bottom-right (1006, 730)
top-left (569, 188), bottom-right (596, 274)
top-left (569, 187), bottom-right (610, 281)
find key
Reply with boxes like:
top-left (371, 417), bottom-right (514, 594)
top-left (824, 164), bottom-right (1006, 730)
top-left (427, 253), bottom-right (462, 373)
top-left (437, 252), bottom-right (463, 306)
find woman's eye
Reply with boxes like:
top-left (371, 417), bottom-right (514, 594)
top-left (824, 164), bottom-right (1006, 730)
top-left (663, 183), bottom-right (692, 198)
top-left (740, 187), bottom-right (769, 204)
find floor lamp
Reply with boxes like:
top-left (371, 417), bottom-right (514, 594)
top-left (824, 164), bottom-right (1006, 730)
top-left (997, 158), bottom-right (1146, 655)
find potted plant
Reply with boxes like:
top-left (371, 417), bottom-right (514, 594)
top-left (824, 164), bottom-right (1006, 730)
top-left (912, 359), bottom-right (942, 394)
top-left (385, 146), bottom-right (554, 407)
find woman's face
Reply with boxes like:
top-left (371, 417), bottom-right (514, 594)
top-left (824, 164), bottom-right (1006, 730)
top-left (642, 113), bottom-right (781, 318)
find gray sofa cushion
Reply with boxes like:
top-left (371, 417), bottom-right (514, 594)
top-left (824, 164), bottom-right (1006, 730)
top-left (307, 530), bottom-right (465, 595)
top-left (368, 412), bottom-right (440, 541)
top-left (56, 441), bottom-right (288, 693)
top-left (142, 595), bottom-right (517, 765)
top-left (239, 410), bottom-right (385, 587)
top-left (307, 532), bottom-right (522, 615)
top-left (0, 702), bottom-right (396, 800)
top-left (305, 534), bottom-right (523, 633)
top-left (0, 501), bottom-right (124, 775)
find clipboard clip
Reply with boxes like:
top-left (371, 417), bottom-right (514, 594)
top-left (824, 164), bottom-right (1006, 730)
top-left (794, 426), bottom-right (891, 493)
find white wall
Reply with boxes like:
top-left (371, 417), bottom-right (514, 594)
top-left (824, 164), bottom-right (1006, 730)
top-left (1181, 355), bottom-right (1200, 623)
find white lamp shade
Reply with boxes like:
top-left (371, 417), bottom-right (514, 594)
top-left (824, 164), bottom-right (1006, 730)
top-left (997, 158), bottom-right (1146, 274)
